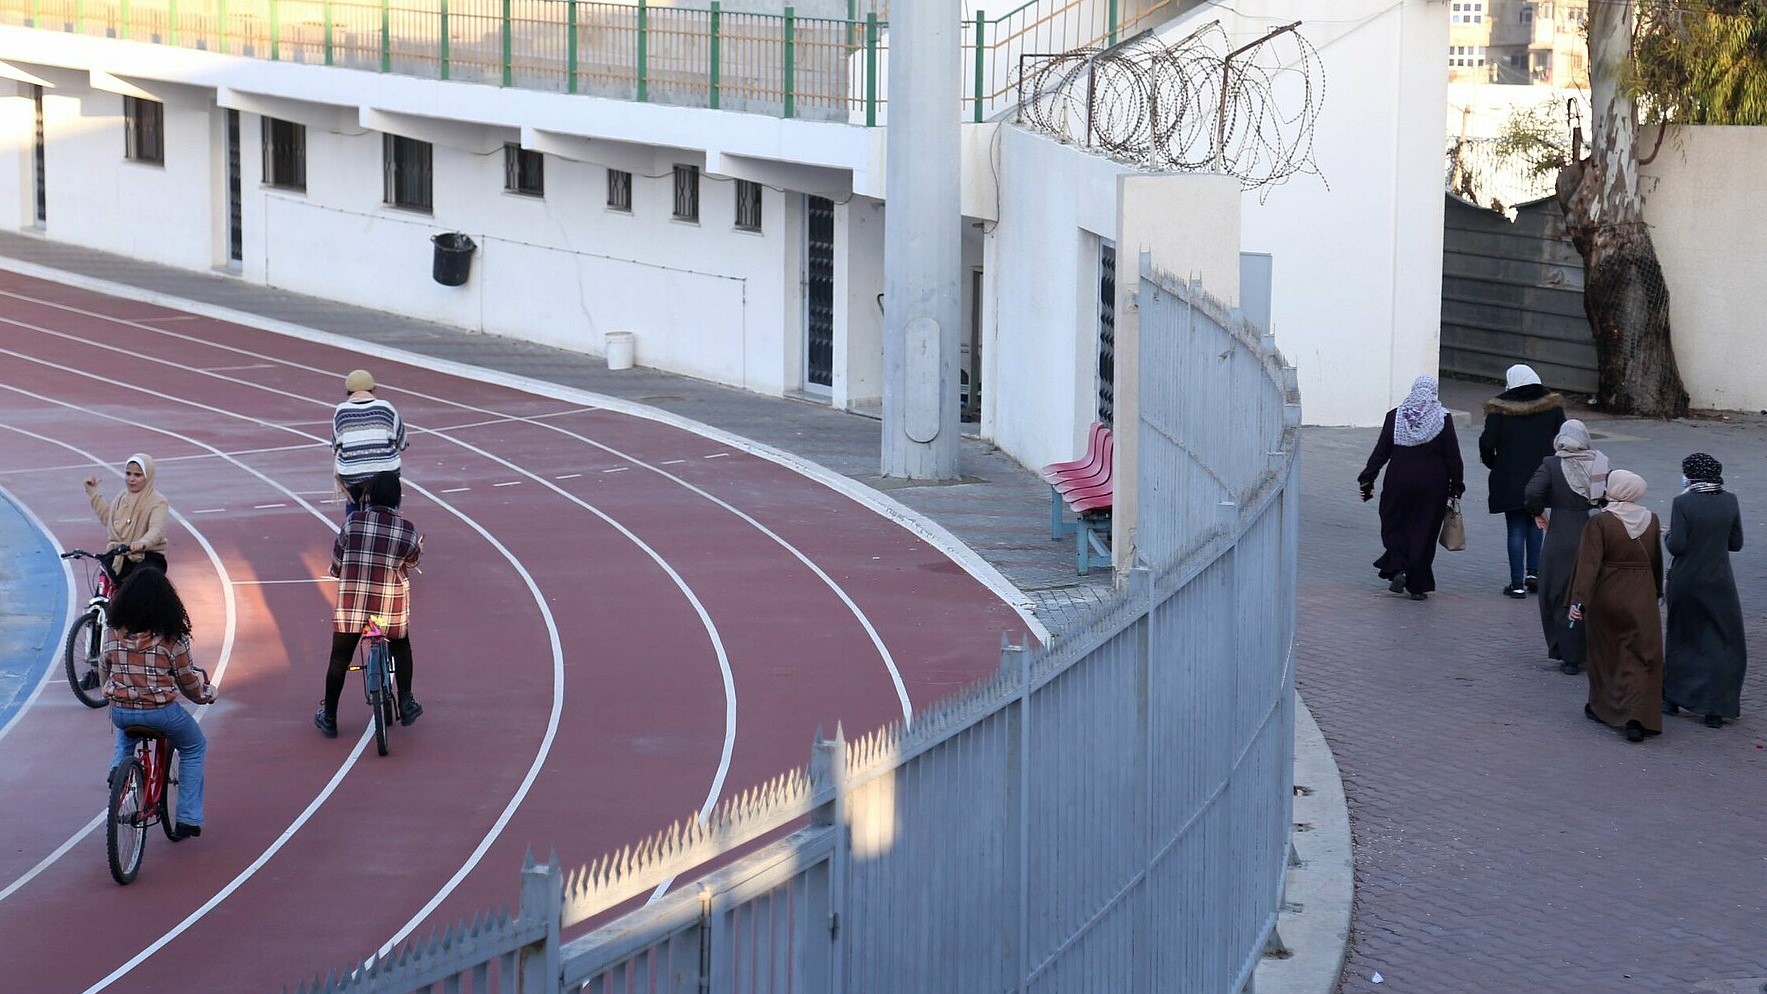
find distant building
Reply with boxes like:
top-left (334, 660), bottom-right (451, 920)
top-left (1448, 0), bottom-right (1587, 85)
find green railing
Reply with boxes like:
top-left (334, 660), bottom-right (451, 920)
top-left (2, 0), bottom-right (1178, 123)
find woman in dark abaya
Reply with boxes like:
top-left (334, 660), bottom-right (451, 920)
top-left (1358, 375), bottom-right (1466, 601)
top-left (1567, 469), bottom-right (1664, 743)
top-left (1524, 419), bottom-right (1609, 675)
top-left (1662, 453), bottom-right (1746, 729)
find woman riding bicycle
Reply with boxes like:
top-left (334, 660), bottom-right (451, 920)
top-left (102, 568), bottom-right (215, 840)
top-left (84, 453), bottom-right (171, 583)
top-left (315, 471), bottom-right (424, 738)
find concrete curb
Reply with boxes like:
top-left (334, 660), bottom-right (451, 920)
top-left (1254, 691), bottom-right (1353, 994)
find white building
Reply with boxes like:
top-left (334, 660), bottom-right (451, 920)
top-left (0, 0), bottom-right (1445, 473)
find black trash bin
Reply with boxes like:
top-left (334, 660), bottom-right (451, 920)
top-left (431, 232), bottom-right (477, 286)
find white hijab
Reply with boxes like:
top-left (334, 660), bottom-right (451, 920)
top-left (1602, 469), bottom-right (1653, 540)
top-left (1505, 364), bottom-right (1542, 390)
top-left (1393, 376), bottom-right (1448, 447)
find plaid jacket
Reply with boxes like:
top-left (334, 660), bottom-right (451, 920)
top-left (330, 506), bottom-right (422, 637)
top-left (102, 631), bottom-right (215, 710)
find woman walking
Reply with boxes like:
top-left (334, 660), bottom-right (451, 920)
top-left (1478, 364), bottom-right (1565, 598)
top-left (1524, 419), bottom-right (1609, 674)
top-left (83, 453), bottom-right (170, 583)
top-left (1358, 375), bottom-right (1466, 600)
top-left (1567, 469), bottom-right (1664, 743)
top-left (101, 567), bottom-right (215, 838)
top-left (1662, 453), bottom-right (1746, 729)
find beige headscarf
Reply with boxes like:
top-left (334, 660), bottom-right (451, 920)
top-left (91, 454), bottom-right (170, 563)
top-left (1553, 419), bottom-right (1610, 501)
top-left (1601, 469), bottom-right (1653, 539)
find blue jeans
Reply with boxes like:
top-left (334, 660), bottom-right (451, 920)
top-left (110, 703), bottom-right (207, 828)
top-left (1504, 510), bottom-right (1542, 587)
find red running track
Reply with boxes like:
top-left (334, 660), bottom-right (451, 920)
top-left (0, 271), bottom-right (1024, 993)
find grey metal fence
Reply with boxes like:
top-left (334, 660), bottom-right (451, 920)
top-left (283, 259), bottom-right (1301, 994)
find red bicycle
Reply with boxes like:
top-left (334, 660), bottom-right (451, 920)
top-left (107, 725), bottom-right (183, 885)
top-left (60, 545), bottom-right (130, 709)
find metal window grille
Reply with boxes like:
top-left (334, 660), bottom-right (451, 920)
top-left (606, 169), bottom-right (632, 211)
top-left (261, 118), bottom-right (306, 190)
top-left (504, 144), bottom-right (544, 196)
top-left (672, 164), bottom-right (699, 222)
top-left (734, 180), bottom-right (763, 231)
top-left (1096, 241), bottom-right (1116, 427)
top-left (31, 85), bottom-right (45, 223)
top-left (225, 109), bottom-right (242, 263)
top-left (383, 135), bottom-right (433, 213)
top-left (123, 96), bottom-right (163, 164)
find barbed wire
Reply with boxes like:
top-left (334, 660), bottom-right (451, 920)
top-left (1013, 20), bottom-right (1326, 194)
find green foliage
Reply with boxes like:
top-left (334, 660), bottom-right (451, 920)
top-left (1631, 0), bottom-right (1767, 124)
top-left (1495, 99), bottom-right (1576, 178)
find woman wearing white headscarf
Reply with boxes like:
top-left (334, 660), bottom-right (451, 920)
top-left (83, 453), bottom-right (170, 582)
top-left (1478, 364), bottom-right (1564, 598)
top-left (1566, 469), bottom-right (1664, 743)
top-left (1524, 419), bottom-right (1610, 674)
top-left (1358, 375), bottom-right (1466, 600)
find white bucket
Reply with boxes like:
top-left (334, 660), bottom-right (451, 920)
top-left (605, 331), bottom-right (635, 371)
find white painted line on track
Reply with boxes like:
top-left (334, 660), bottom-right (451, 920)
top-left (232, 578), bottom-right (334, 585)
top-left (0, 425), bottom-right (239, 907)
top-left (602, 466), bottom-right (629, 474)
top-left (253, 502), bottom-right (288, 509)
top-left (554, 473), bottom-right (582, 480)
top-left (660, 459), bottom-right (687, 465)
top-left (0, 268), bottom-right (1048, 643)
top-left (440, 486), bottom-right (471, 493)
top-left (703, 452), bottom-right (729, 459)
top-left (493, 480), bottom-right (521, 487)
top-left (192, 508), bottom-right (225, 514)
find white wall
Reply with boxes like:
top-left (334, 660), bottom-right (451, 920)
top-left (1640, 125), bottom-right (1767, 413)
top-left (1157, 0), bottom-right (1450, 426)
top-left (836, 194), bottom-right (887, 408)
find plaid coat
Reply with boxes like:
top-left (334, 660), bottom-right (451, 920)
top-left (330, 507), bottom-right (422, 637)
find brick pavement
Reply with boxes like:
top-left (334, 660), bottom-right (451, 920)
top-left (1304, 378), bottom-right (1767, 993)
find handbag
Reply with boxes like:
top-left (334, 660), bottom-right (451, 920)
top-left (1439, 498), bottom-right (1467, 551)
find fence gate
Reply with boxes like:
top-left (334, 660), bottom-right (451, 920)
top-left (1439, 193), bottom-right (1593, 392)
top-left (224, 109), bottom-right (243, 265)
top-left (803, 195), bottom-right (835, 393)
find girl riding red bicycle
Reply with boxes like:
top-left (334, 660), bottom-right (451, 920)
top-left (316, 472), bottom-right (424, 738)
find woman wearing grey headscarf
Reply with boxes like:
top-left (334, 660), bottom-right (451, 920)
top-left (1358, 376), bottom-right (1466, 600)
top-left (1525, 420), bottom-right (1609, 674)
top-left (1662, 453), bottom-right (1746, 729)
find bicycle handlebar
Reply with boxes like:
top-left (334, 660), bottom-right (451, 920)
top-left (61, 546), bottom-right (135, 578)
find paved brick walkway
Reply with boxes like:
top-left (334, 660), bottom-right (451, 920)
top-left (1303, 379), bottom-right (1767, 993)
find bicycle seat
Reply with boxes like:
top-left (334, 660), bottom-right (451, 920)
top-left (121, 726), bottom-right (163, 741)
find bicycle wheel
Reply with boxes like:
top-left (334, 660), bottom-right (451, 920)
top-left (63, 608), bottom-right (107, 709)
top-left (368, 644), bottom-right (390, 757)
top-left (159, 752), bottom-right (181, 842)
top-left (107, 758), bottom-right (147, 885)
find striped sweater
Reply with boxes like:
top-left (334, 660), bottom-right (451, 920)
top-left (332, 397), bottom-right (408, 483)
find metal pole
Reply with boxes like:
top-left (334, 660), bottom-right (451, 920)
top-left (636, 0), bottom-right (649, 102)
top-left (880, 0), bottom-right (963, 479)
top-left (440, 0), bottom-right (450, 79)
top-left (783, 6), bottom-right (795, 118)
top-left (501, 0), bottom-right (512, 85)
top-left (323, 0), bottom-right (333, 65)
top-left (864, 13), bottom-right (878, 127)
top-left (708, 0), bottom-right (720, 109)
top-left (270, 0), bottom-right (280, 59)
top-left (566, 0), bottom-right (578, 92)
top-left (972, 10), bottom-right (984, 123)
top-left (380, 0), bottom-right (391, 72)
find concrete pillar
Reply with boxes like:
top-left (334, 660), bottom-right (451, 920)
top-left (880, 0), bottom-right (962, 479)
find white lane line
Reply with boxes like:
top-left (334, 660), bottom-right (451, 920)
top-left (232, 578), bottom-right (334, 586)
top-left (492, 481), bottom-right (521, 488)
top-left (660, 459), bottom-right (687, 465)
top-left (410, 407), bottom-right (601, 435)
top-left (554, 473), bottom-right (582, 480)
top-left (192, 508), bottom-right (226, 514)
top-left (0, 425), bottom-right (239, 904)
top-left (253, 502), bottom-right (288, 509)
top-left (440, 487), bottom-right (471, 494)
top-left (703, 453), bottom-right (729, 459)
top-left (0, 441), bottom-right (324, 477)
top-left (602, 467), bottom-right (629, 474)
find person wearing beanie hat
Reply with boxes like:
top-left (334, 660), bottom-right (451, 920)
top-left (331, 368), bottom-right (408, 516)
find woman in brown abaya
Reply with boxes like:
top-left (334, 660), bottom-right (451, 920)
top-left (1566, 469), bottom-right (1664, 743)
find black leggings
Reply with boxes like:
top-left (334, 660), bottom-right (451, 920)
top-left (324, 631), bottom-right (414, 717)
top-left (115, 552), bottom-right (168, 584)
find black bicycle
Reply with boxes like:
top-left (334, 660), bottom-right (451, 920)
top-left (60, 546), bottom-right (131, 709)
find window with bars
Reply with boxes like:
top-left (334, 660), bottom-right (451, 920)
top-left (123, 96), bottom-right (164, 164)
top-left (1447, 45), bottom-right (1488, 67)
top-left (504, 144), bottom-right (544, 196)
top-left (606, 168), bottom-right (632, 212)
top-left (672, 164), bottom-right (699, 222)
top-left (383, 134), bottom-right (433, 213)
top-left (734, 179), bottom-right (763, 232)
top-left (261, 117), bottom-right (306, 190)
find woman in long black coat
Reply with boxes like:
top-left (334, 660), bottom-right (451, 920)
top-left (1478, 364), bottom-right (1564, 598)
top-left (1359, 376), bottom-right (1466, 600)
top-left (1524, 419), bottom-right (1609, 674)
top-left (1662, 453), bottom-right (1746, 729)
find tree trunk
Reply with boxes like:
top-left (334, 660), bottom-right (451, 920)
top-left (1554, 0), bottom-right (1689, 417)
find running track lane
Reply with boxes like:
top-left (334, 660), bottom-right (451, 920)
top-left (0, 271), bottom-right (1026, 993)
